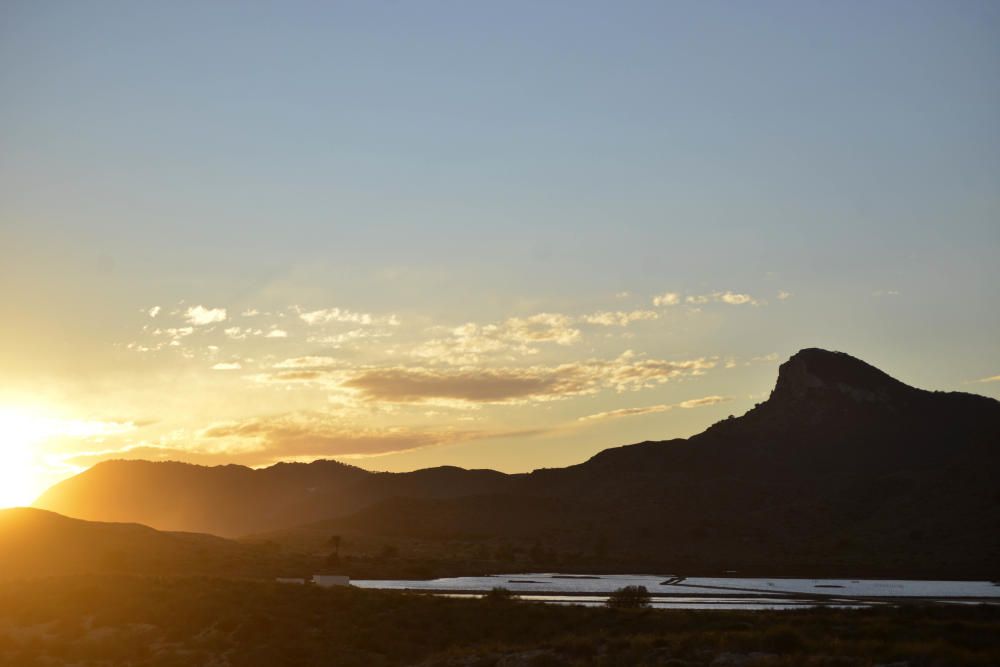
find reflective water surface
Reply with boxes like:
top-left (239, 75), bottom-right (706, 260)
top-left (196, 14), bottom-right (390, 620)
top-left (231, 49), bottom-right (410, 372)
top-left (353, 573), bottom-right (1000, 609)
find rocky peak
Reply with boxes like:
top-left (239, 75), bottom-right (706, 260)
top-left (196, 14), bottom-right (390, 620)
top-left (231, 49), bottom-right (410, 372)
top-left (770, 348), bottom-right (914, 405)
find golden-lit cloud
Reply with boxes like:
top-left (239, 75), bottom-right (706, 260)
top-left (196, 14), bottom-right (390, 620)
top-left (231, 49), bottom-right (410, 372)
top-left (505, 313), bottom-right (580, 344)
top-left (977, 374), bottom-right (1000, 383)
top-left (211, 362), bottom-right (242, 371)
top-left (184, 305), bottom-right (227, 325)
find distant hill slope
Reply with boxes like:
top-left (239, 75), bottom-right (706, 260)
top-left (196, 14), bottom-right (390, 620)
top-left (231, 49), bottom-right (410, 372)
top-left (34, 349), bottom-right (1000, 576)
top-left (35, 458), bottom-right (513, 537)
top-left (0, 508), bottom-right (309, 580)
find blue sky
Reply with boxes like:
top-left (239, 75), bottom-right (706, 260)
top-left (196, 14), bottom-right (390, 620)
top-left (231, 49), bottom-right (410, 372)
top-left (0, 1), bottom-right (998, 503)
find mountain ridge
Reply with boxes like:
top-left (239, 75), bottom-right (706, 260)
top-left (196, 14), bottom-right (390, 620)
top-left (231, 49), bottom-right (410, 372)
top-left (32, 348), bottom-right (1000, 577)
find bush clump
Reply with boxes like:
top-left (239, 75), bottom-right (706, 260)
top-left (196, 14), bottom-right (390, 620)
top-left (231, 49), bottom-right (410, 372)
top-left (606, 585), bottom-right (651, 609)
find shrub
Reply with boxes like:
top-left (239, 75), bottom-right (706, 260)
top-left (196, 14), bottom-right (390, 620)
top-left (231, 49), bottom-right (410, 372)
top-left (606, 586), bottom-right (651, 609)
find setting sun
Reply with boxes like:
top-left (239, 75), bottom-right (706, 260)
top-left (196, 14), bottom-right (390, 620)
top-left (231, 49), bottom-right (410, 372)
top-left (0, 409), bottom-right (48, 509)
top-left (0, 408), bottom-right (134, 509)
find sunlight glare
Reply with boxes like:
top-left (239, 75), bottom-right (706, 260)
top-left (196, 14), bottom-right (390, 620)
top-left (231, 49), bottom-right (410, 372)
top-left (0, 407), bottom-right (135, 509)
top-left (0, 408), bottom-right (49, 508)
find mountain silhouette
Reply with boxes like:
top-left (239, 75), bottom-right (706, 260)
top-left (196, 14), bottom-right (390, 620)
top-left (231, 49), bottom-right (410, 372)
top-left (34, 348), bottom-right (1000, 576)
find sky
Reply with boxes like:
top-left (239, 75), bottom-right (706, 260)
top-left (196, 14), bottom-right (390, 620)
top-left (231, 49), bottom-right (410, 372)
top-left (1, 1), bottom-right (998, 507)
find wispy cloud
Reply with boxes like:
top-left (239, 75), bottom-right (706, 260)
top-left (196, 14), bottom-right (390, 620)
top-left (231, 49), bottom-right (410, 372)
top-left (677, 395), bottom-right (728, 408)
top-left (298, 307), bottom-right (399, 327)
top-left (577, 404), bottom-right (672, 422)
top-left (582, 310), bottom-right (659, 326)
top-left (273, 356), bottom-right (337, 369)
top-left (306, 328), bottom-right (391, 347)
top-left (211, 362), bottom-right (242, 371)
top-left (325, 353), bottom-right (715, 404)
top-left (976, 374), bottom-right (1000, 384)
top-left (579, 394), bottom-right (730, 422)
top-left (195, 412), bottom-right (542, 461)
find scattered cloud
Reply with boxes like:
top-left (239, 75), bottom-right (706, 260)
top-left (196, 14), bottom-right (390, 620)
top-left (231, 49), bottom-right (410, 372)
top-left (298, 307), bottom-right (399, 327)
top-left (185, 305), bottom-right (227, 326)
top-left (242, 309), bottom-right (260, 317)
top-left (148, 306), bottom-right (161, 318)
top-left (655, 291), bottom-right (760, 307)
top-left (503, 313), bottom-right (580, 345)
top-left (652, 292), bottom-right (680, 307)
top-left (777, 291), bottom-right (792, 301)
top-left (147, 327), bottom-right (195, 348)
top-left (715, 291), bottom-right (758, 305)
top-left (872, 289), bottom-right (900, 297)
top-left (411, 313), bottom-right (582, 365)
top-left (976, 374), bottom-right (1000, 384)
top-left (265, 329), bottom-right (289, 338)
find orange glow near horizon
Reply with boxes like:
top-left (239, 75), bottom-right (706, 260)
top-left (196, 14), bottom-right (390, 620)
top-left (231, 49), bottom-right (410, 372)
top-left (0, 407), bottom-right (136, 509)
